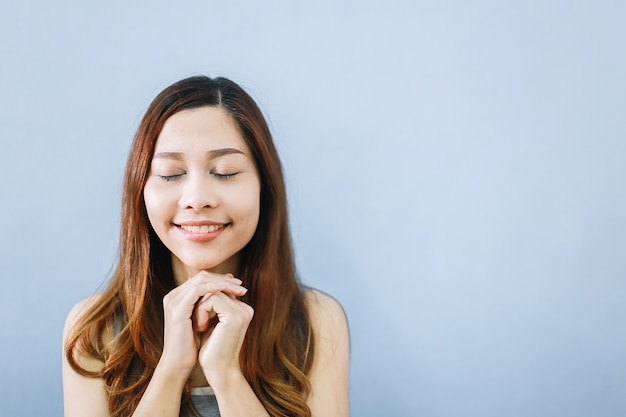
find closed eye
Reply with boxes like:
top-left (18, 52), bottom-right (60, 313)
top-left (158, 173), bottom-right (185, 182)
top-left (212, 172), bottom-right (239, 180)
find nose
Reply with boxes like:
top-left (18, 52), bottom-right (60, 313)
top-left (179, 173), bottom-right (219, 210)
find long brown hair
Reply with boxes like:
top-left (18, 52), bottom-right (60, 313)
top-left (65, 76), bottom-right (314, 417)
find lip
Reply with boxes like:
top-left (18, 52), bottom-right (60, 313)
top-left (177, 220), bottom-right (226, 226)
top-left (175, 221), bottom-right (229, 243)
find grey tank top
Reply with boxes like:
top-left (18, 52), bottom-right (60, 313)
top-left (189, 387), bottom-right (220, 416)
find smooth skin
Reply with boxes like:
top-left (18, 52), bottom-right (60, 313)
top-left (62, 107), bottom-right (350, 417)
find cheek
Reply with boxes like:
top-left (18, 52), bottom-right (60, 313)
top-left (143, 187), bottom-right (155, 219)
top-left (143, 184), bottom-right (170, 227)
top-left (233, 188), bottom-right (261, 231)
top-left (240, 206), bottom-right (260, 233)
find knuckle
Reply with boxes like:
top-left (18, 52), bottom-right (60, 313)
top-left (244, 304), bottom-right (254, 319)
top-left (162, 293), bottom-right (173, 306)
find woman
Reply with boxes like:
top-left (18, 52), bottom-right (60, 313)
top-left (62, 75), bottom-right (350, 417)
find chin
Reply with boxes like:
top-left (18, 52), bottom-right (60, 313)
top-left (177, 254), bottom-right (240, 276)
top-left (185, 260), bottom-right (222, 272)
top-left (170, 250), bottom-right (239, 284)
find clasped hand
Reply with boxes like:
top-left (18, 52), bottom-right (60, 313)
top-left (160, 271), bottom-right (253, 383)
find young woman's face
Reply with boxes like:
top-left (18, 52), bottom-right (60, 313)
top-left (143, 106), bottom-right (261, 283)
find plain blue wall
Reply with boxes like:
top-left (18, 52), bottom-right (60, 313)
top-left (1, 1), bottom-right (625, 416)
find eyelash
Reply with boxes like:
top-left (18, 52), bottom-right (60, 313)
top-left (158, 174), bottom-right (184, 182)
top-left (212, 172), bottom-right (239, 180)
top-left (156, 172), bottom-right (239, 182)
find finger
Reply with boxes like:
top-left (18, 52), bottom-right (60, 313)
top-left (196, 292), bottom-right (253, 327)
top-left (191, 272), bottom-right (246, 295)
top-left (221, 274), bottom-right (246, 301)
top-left (174, 274), bottom-right (246, 304)
top-left (165, 286), bottom-right (235, 330)
top-left (193, 293), bottom-right (217, 332)
top-left (165, 279), bottom-right (230, 313)
top-left (193, 305), bottom-right (212, 332)
top-left (224, 272), bottom-right (243, 283)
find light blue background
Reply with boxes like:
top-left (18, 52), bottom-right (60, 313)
top-left (1, 1), bottom-right (625, 416)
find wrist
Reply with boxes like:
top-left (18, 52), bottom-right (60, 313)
top-left (153, 360), bottom-right (192, 389)
top-left (203, 365), bottom-right (246, 391)
top-left (202, 367), bottom-right (270, 416)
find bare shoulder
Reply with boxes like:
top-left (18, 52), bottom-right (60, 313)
top-left (63, 294), bottom-right (109, 373)
top-left (305, 289), bottom-right (348, 326)
top-left (303, 289), bottom-right (351, 416)
top-left (63, 294), bottom-right (102, 339)
top-left (62, 294), bottom-right (110, 417)
top-left (304, 288), bottom-right (350, 350)
top-left (66, 294), bottom-right (103, 320)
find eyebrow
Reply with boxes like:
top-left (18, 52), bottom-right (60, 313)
top-left (153, 147), bottom-right (245, 160)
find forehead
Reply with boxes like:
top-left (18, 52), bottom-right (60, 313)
top-left (155, 106), bottom-right (248, 152)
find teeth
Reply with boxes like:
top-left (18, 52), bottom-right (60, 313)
top-left (181, 224), bottom-right (223, 233)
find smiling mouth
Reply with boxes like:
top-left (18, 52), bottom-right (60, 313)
top-left (178, 224), bottom-right (227, 233)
